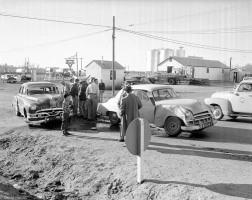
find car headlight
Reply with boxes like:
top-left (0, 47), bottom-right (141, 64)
top-left (30, 104), bottom-right (37, 110)
top-left (170, 105), bottom-right (193, 120)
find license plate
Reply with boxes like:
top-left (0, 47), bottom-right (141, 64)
top-left (200, 122), bottom-right (212, 128)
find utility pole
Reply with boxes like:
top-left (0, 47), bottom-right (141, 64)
top-left (80, 58), bottom-right (83, 70)
top-left (112, 16), bottom-right (115, 96)
top-left (76, 52), bottom-right (79, 78)
top-left (229, 57), bottom-right (232, 80)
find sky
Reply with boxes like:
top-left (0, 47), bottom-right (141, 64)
top-left (0, 0), bottom-right (252, 71)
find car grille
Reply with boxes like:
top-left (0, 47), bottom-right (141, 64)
top-left (193, 111), bottom-right (212, 125)
top-left (35, 109), bottom-right (63, 117)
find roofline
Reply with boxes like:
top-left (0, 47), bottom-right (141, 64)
top-left (158, 56), bottom-right (229, 68)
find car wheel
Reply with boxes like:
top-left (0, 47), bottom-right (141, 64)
top-left (108, 112), bottom-right (120, 125)
top-left (164, 116), bottom-right (182, 137)
top-left (15, 104), bottom-right (21, 116)
top-left (212, 105), bottom-right (223, 120)
top-left (168, 79), bottom-right (176, 85)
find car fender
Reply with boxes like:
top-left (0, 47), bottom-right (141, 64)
top-left (97, 101), bottom-right (120, 117)
top-left (204, 97), bottom-right (232, 116)
top-left (154, 105), bottom-right (177, 127)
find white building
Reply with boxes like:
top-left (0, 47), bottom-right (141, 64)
top-left (85, 60), bottom-right (125, 89)
top-left (158, 56), bottom-right (230, 81)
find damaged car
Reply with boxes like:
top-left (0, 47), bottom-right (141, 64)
top-left (97, 84), bottom-right (217, 137)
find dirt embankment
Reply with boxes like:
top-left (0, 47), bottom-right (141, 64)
top-left (1, 124), bottom-right (252, 200)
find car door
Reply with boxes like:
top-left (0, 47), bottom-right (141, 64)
top-left (17, 86), bottom-right (26, 113)
top-left (230, 83), bottom-right (252, 113)
top-left (132, 90), bottom-right (155, 123)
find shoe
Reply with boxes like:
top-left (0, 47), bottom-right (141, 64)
top-left (62, 133), bottom-right (68, 136)
top-left (118, 139), bottom-right (125, 142)
top-left (65, 132), bottom-right (72, 135)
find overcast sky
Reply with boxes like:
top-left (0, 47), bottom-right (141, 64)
top-left (0, 0), bottom-right (252, 71)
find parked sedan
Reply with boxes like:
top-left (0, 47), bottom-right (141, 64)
top-left (205, 79), bottom-right (252, 120)
top-left (1, 74), bottom-right (17, 83)
top-left (12, 82), bottom-right (64, 126)
top-left (97, 84), bottom-right (216, 137)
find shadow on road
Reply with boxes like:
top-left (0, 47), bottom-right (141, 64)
top-left (144, 180), bottom-right (252, 199)
top-left (148, 141), bottom-right (252, 162)
top-left (189, 125), bottom-right (252, 145)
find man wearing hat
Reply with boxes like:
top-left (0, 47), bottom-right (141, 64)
top-left (78, 78), bottom-right (88, 118)
top-left (119, 85), bottom-right (142, 142)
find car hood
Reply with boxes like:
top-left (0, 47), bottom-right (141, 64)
top-left (26, 94), bottom-right (63, 108)
top-left (211, 91), bottom-right (233, 100)
top-left (156, 99), bottom-right (205, 114)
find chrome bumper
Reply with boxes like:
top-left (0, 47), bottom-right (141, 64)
top-left (26, 110), bottom-right (63, 125)
top-left (25, 116), bottom-right (62, 125)
top-left (182, 119), bottom-right (217, 131)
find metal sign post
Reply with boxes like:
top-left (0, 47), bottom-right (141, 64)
top-left (126, 118), bottom-right (151, 184)
top-left (137, 118), bottom-right (145, 183)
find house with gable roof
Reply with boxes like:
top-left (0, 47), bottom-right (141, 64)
top-left (85, 60), bottom-right (125, 89)
top-left (158, 56), bottom-right (230, 81)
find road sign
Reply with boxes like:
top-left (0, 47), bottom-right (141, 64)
top-left (126, 118), bottom-right (151, 156)
top-left (125, 118), bottom-right (151, 184)
top-left (65, 59), bottom-right (75, 68)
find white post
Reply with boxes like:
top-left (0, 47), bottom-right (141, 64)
top-left (137, 118), bottom-right (144, 184)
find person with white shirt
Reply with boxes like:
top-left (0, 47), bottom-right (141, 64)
top-left (85, 78), bottom-right (99, 121)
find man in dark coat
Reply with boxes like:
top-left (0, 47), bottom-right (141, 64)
top-left (70, 78), bottom-right (79, 117)
top-left (119, 85), bottom-right (142, 142)
top-left (78, 78), bottom-right (88, 118)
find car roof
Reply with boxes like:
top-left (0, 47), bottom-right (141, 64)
top-left (131, 84), bottom-right (173, 92)
top-left (21, 81), bottom-right (57, 87)
top-left (240, 80), bottom-right (252, 84)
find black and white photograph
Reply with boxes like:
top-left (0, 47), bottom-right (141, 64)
top-left (0, 0), bottom-right (252, 199)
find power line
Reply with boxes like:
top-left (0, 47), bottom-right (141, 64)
top-left (0, 12), bottom-right (112, 28)
top-left (116, 27), bottom-right (252, 53)
top-left (136, 25), bottom-right (252, 34)
top-left (129, 2), bottom-right (252, 27)
top-left (0, 29), bottom-right (111, 53)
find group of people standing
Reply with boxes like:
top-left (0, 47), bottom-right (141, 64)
top-left (61, 77), bottom-right (105, 136)
top-left (61, 77), bottom-right (143, 144)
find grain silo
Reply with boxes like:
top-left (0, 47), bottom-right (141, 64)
top-left (146, 49), bottom-right (160, 72)
top-left (159, 48), bottom-right (174, 63)
top-left (175, 47), bottom-right (185, 57)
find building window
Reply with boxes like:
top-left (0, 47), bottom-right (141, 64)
top-left (222, 68), bottom-right (224, 73)
top-left (206, 68), bottom-right (209, 73)
top-left (110, 70), bottom-right (116, 80)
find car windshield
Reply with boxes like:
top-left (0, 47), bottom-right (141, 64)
top-left (27, 86), bottom-right (59, 95)
top-left (152, 88), bottom-right (178, 101)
